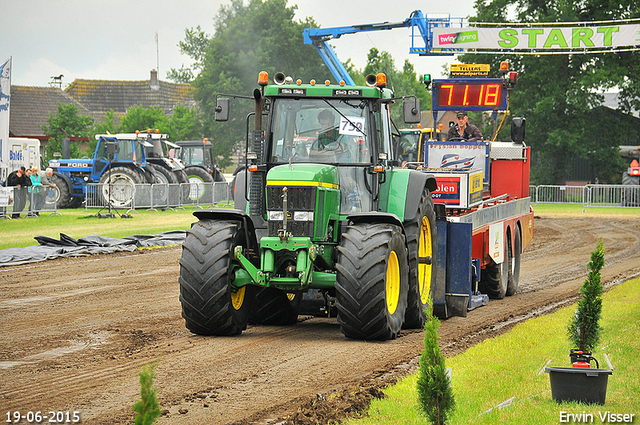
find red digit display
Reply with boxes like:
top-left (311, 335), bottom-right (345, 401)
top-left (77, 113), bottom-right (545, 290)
top-left (433, 80), bottom-right (507, 110)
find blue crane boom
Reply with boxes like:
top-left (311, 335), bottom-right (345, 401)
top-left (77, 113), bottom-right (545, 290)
top-left (303, 10), bottom-right (465, 85)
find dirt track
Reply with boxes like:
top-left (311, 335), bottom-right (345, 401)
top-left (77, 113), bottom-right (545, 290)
top-left (1, 215), bottom-right (640, 425)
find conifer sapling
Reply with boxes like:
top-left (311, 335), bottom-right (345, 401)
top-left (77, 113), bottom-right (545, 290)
top-left (567, 238), bottom-right (604, 354)
top-left (417, 304), bottom-right (455, 425)
top-left (132, 360), bottom-right (161, 425)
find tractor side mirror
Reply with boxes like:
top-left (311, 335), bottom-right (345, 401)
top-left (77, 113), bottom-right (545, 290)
top-left (403, 98), bottom-right (421, 124)
top-left (511, 117), bottom-right (526, 143)
top-left (215, 98), bottom-right (230, 121)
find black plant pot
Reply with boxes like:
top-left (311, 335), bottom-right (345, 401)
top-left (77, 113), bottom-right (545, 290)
top-left (546, 367), bottom-right (612, 405)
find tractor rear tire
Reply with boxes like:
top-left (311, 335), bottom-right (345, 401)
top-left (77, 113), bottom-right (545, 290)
top-left (335, 223), bottom-right (409, 340)
top-left (506, 225), bottom-right (522, 296)
top-left (49, 173), bottom-right (72, 208)
top-left (173, 169), bottom-right (191, 204)
top-left (480, 230), bottom-right (511, 299)
top-left (185, 166), bottom-right (214, 203)
top-left (152, 165), bottom-right (178, 184)
top-left (98, 166), bottom-right (141, 208)
top-left (149, 167), bottom-right (172, 206)
top-left (249, 287), bottom-right (300, 326)
top-left (179, 219), bottom-right (250, 336)
top-left (403, 189), bottom-right (437, 329)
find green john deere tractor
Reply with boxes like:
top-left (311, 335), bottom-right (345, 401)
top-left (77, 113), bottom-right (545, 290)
top-left (179, 72), bottom-right (438, 340)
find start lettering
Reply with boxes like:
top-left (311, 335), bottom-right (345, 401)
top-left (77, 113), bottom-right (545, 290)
top-left (498, 26), bottom-right (620, 48)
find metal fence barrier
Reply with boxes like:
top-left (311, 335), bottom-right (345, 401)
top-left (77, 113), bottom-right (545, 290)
top-left (5, 182), bottom-right (636, 217)
top-left (0, 185), bottom-right (60, 219)
top-left (530, 184), bottom-right (640, 210)
top-left (530, 185), bottom-right (586, 204)
top-left (84, 182), bottom-right (233, 211)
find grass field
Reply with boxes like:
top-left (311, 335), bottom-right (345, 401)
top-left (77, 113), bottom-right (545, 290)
top-left (533, 202), bottom-right (640, 217)
top-left (347, 277), bottom-right (640, 425)
top-left (0, 207), bottom-right (205, 250)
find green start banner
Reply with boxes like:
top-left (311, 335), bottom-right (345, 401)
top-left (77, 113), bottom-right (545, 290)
top-left (432, 24), bottom-right (640, 51)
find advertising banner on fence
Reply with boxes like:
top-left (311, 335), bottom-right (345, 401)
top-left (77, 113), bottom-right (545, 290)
top-left (432, 24), bottom-right (640, 50)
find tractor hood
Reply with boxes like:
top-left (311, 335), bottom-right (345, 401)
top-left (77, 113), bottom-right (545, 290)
top-left (49, 158), bottom-right (93, 169)
top-left (266, 163), bottom-right (339, 188)
top-left (265, 163), bottom-right (341, 246)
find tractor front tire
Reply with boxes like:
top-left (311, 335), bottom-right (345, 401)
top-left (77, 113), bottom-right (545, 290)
top-left (403, 189), bottom-right (437, 329)
top-left (335, 223), bottom-right (409, 340)
top-left (179, 219), bottom-right (250, 336)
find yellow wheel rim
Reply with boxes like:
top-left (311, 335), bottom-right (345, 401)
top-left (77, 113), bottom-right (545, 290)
top-left (418, 216), bottom-right (433, 305)
top-left (386, 250), bottom-right (400, 315)
top-left (231, 286), bottom-right (246, 310)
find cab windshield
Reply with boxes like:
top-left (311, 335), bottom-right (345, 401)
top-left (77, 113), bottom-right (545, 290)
top-left (269, 98), bottom-right (372, 164)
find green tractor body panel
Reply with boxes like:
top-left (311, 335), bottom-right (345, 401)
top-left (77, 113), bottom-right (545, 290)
top-left (265, 163), bottom-right (341, 241)
top-left (263, 84), bottom-right (390, 99)
top-left (378, 168), bottom-right (411, 221)
top-left (232, 163), bottom-right (343, 291)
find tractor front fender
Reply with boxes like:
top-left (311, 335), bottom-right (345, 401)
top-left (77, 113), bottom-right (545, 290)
top-left (346, 212), bottom-right (405, 237)
top-left (192, 208), bottom-right (259, 263)
top-left (404, 170), bottom-right (437, 223)
top-left (193, 208), bottom-right (254, 231)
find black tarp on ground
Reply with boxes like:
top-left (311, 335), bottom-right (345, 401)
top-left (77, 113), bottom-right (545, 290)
top-left (0, 231), bottom-right (186, 266)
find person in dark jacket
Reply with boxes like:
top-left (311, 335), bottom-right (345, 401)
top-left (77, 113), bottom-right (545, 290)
top-left (446, 111), bottom-right (483, 141)
top-left (6, 166), bottom-right (28, 218)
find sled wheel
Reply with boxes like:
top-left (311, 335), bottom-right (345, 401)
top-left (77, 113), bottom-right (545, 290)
top-left (506, 225), bottom-right (522, 296)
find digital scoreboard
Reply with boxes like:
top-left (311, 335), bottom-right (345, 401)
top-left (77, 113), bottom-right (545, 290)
top-left (432, 79), bottom-right (507, 111)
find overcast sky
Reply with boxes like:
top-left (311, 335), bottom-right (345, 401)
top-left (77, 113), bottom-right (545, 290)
top-left (1, 0), bottom-right (477, 88)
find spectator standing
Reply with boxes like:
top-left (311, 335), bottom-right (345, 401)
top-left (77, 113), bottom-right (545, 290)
top-left (24, 168), bottom-right (34, 216)
top-left (6, 166), bottom-right (28, 218)
top-left (40, 168), bottom-right (57, 209)
top-left (30, 167), bottom-right (43, 216)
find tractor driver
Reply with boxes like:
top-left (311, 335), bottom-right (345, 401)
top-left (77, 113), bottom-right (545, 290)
top-left (309, 109), bottom-right (352, 162)
top-left (446, 111), bottom-right (483, 141)
top-left (316, 109), bottom-right (340, 148)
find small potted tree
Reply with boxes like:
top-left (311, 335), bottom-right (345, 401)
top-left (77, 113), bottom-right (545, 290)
top-left (567, 238), bottom-right (604, 369)
top-left (546, 239), bottom-right (612, 405)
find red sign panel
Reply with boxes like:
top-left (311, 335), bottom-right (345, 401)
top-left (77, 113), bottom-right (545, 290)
top-left (432, 176), bottom-right (461, 204)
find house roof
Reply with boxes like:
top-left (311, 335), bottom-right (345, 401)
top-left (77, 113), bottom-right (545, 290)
top-left (9, 71), bottom-right (196, 140)
top-left (9, 86), bottom-right (92, 138)
top-left (64, 72), bottom-right (195, 115)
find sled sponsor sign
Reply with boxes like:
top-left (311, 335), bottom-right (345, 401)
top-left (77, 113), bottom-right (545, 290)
top-left (432, 24), bottom-right (640, 51)
top-left (489, 222), bottom-right (504, 264)
top-left (430, 169), bottom-right (483, 209)
top-left (425, 141), bottom-right (490, 183)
